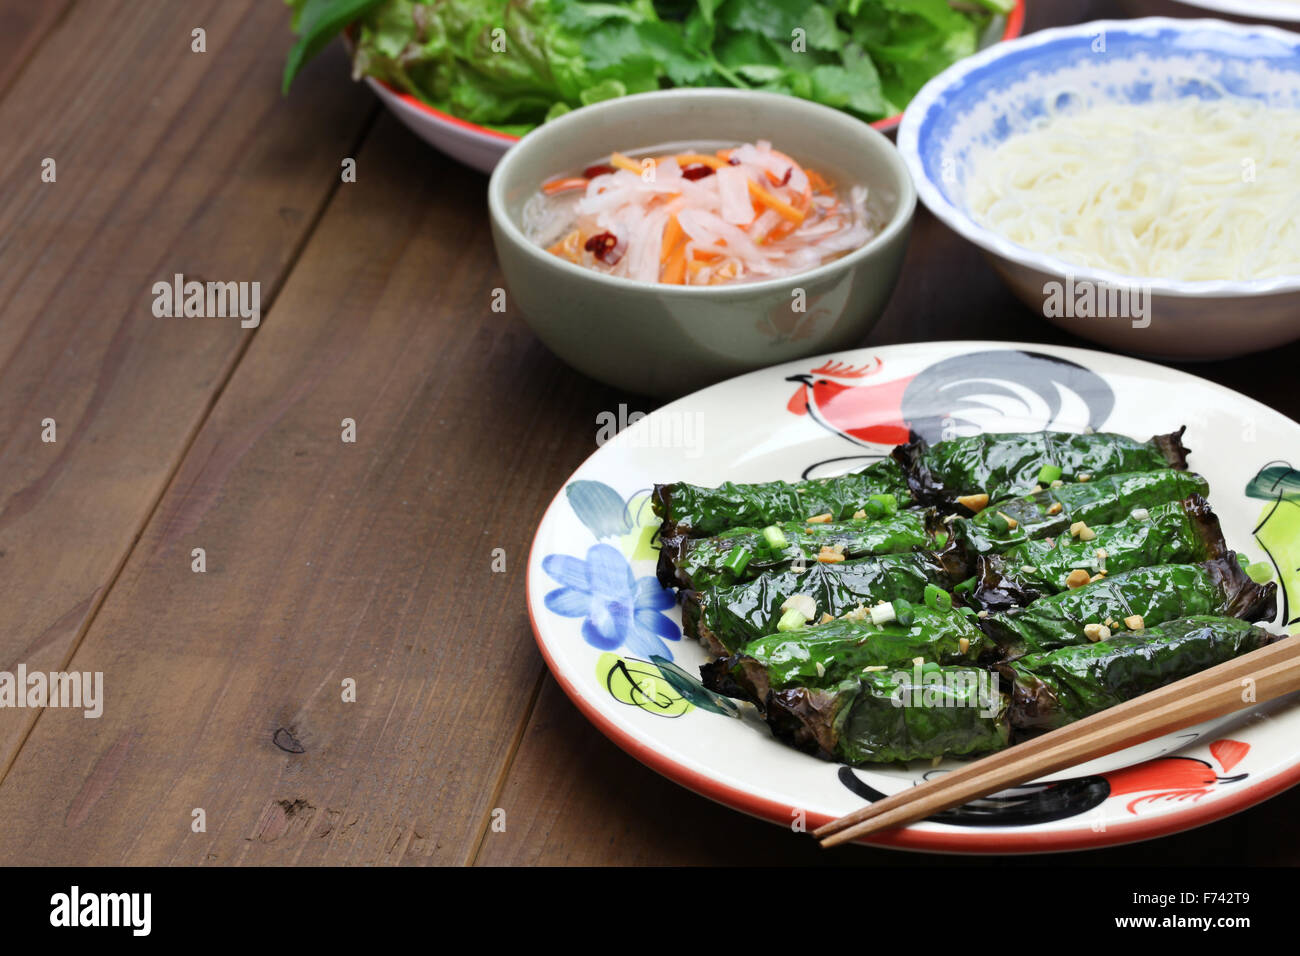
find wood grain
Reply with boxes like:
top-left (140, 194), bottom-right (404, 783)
top-left (0, 0), bottom-right (73, 97)
top-left (0, 114), bottom-right (632, 865)
top-left (0, 0), bottom-right (374, 771)
top-left (2, 0), bottom-right (1299, 867)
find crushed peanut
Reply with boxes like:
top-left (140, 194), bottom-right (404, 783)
top-left (1083, 623), bottom-right (1111, 642)
top-left (959, 637), bottom-right (970, 653)
top-left (815, 661), bottom-right (826, 678)
top-left (977, 610), bottom-right (989, 619)
top-left (956, 492), bottom-right (990, 513)
top-left (1066, 568), bottom-right (1091, 589)
top-left (1069, 521), bottom-right (1085, 537)
top-left (1078, 473), bottom-right (1092, 482)
top-left (843, 604), bottom-right (870, 622)
top-left (1125, 614), bottom-right (1146, 630)
top-left (1047, 502), bottom-right (1063, 515)
top-left (1050, 479), bottom-right (1065, 488)
top-left (852, 509), bottom-right (867, 520)
top-left (819, 612), bottom-right (835, 625)
top-left (996, 510), bottom-right (1019, 530)
top-left (807, 512), bottom-right (832, 524)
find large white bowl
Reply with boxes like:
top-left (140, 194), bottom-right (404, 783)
top-left (1170, 0), bottom-right (1300, 22)
top-left (897, 17), bottom-right (1300, 361)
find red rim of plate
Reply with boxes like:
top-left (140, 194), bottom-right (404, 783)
top-left (524, 376), bottom-right (1300, 854)
top-left (369, 0), bottom-right (1027, 144)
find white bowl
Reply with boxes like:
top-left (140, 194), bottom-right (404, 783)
top-left (1170, 0), bottom-right (1300, 22)
top-left (897, 17), bottom-right (1300, 361)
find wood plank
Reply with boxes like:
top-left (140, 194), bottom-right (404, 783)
top-left (0, 0), bottom-right (74, 97)
top-left (0, 0), bottom-right (375, 771)
top-left (0, 113), bottom-right (630, 865)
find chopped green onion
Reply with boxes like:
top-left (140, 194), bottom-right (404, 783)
top-left (762, 525), bottom-right (788, 550)
top-left (921, 661), bottom-right (941, 674)
top-left (1037, 464), bottom-right (1063, 484)
top-left (722, 546), bottom-right (751, 577)
top-left (869, 493), bottom-right (898, 514)
top-left (933, 530), bottom-right (948, 549)
top-left (870, 602), bottom-right (896, 626)
top-left (862, 498), bottom-right (886, 519)
top-left (1246, 561), bottom-right (1274, 584)
top-left (958, 606), bottom-right (977, 618)
top-left (954, 576), bottom-right (977, 596)
top-left (1237, 553), bottom-right (1251, 569)
top-left (776, 608), bottom-right (806, 632)
top-left (988, 511), bottom-right (1011, 534)
top-left (924, 584), bottom-right (953, 612)
top-left (893, 598), bottom-right (916, 627)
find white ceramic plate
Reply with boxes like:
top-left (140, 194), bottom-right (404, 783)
top-left (526, 341), bottom-right (1300, 853)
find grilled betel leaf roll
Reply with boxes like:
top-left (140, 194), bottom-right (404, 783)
top-left (980, 556), bottom-right (1276, 660)
top-left (951, 469), bottom-right (1210, 556)
top-left (1000, 615), bottom-right (1278, 732)
top-left (893, 428), bottom-right (1189, 508)
top-left (658, 508), bottom-right (943, 590)
top-left (702, 606), bottom-right (990, 705)
top-left (683, 551), bottom-right (949, 655)
top-left (973, 495), bottom-right (1227, 610)
top-left (767, 669), bottom-right (1010, 765)
top-left (651, 458), bottom-right (911, 540)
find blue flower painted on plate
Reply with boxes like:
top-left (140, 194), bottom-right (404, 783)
top-left (543, 543), bottom-right (681, 660)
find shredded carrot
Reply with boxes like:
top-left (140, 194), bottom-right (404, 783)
top-left (691, 245), bottom-right (723, 261)
top-left (747, 179), bottom-right (806, 224)
top-left (661, 244), bottom-right (687, 284)
top-left (546, 230), bottom-right (582, 263)
top-left (807, 169), bottom-right (834, 193)
top-left (542, 177), bottom-right (590, 195)
top-left (661, 215), bottom-right (683, 262)
top-left (609, 151), bottom-right (645, 175)
top-left (674, 153), bottom-right (724, 170)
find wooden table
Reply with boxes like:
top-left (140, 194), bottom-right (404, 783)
top-left (1, 0), bottom-right (1296, 867)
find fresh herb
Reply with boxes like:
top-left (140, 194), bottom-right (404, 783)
top-left (283, 0), bottom-right (1008, 133)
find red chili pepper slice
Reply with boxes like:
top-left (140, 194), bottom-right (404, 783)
top-left (584, 231), bottom-right (622, 264)
top-left (681, 164), bottom-right (715, 181)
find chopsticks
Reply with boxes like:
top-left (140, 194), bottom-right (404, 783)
top-left (815, 635), bottom-right (1300, 848)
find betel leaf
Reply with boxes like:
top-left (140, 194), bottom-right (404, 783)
top-left (282, 0), bottom-right (389, 93)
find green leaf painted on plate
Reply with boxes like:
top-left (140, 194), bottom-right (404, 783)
top-left (599, 652), bottom-right (694, 717)
top-left (650, 655), bottom-right (740, 717)
top-left (567, 480), bottom-right (632, 540)
top-left (1246, 464), bottom-right (1300, 501)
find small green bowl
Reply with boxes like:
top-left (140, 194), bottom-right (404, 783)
top-left (488, 89), bottom-right (916, 397)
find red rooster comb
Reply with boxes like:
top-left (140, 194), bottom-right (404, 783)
top-left (809, 357), bottom-right (884, 379)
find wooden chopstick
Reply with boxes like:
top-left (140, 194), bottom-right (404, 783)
top-left (815, 635), bottom-right (1300, 847)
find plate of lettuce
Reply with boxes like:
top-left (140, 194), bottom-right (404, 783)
top-left (283, 0), bottom-right (1024, 172)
